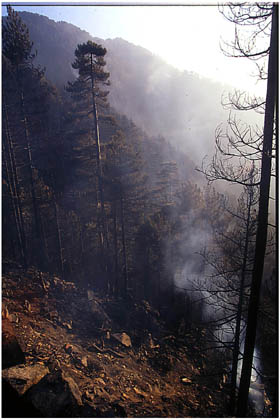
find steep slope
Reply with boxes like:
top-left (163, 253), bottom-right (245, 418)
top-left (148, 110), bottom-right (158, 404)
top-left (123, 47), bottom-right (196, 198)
top-left (16, 12), bottom-right (91, 87)
top-left (15, 11), bottom-right (256, 163)
top-left (2, 265), bottom-right (231, 417)
top-left (104, 37), bottom-right (229, 161)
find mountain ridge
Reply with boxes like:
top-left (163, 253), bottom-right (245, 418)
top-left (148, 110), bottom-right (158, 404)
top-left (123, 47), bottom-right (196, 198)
top-left (15, 10), bottom-right (239, 163)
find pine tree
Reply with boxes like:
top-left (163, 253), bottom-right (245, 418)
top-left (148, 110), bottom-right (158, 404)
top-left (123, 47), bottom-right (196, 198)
top-left (66, 41), bottom-right (110, 259)
top-left (2, 6), bottom-right (50, 268)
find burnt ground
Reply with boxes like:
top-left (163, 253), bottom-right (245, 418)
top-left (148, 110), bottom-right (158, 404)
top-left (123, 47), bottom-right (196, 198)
top-left (2, 266), bottom-right (233, 417)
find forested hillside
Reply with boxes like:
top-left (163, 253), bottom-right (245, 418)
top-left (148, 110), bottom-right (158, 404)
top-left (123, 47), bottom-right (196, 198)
top-left (13, 11), bottom-right (262, 162)
top-left (2, 6), bottom-right (277, 418)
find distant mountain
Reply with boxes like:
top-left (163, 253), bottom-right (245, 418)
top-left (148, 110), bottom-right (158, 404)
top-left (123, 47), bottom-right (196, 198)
top-left (16, 11), bottom-right (261, 164)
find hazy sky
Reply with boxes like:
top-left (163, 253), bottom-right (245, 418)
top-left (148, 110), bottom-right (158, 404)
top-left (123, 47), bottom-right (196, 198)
top-left (2, 2), bottom-right (267, 96)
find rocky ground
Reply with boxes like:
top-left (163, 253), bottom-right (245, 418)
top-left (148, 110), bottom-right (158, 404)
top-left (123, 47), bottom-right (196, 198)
top-left (2, 265), bottom-right (233, 417)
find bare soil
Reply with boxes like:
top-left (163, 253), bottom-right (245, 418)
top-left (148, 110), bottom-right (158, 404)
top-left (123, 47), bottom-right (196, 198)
top-left (2, 266), bottom-right (231, 417)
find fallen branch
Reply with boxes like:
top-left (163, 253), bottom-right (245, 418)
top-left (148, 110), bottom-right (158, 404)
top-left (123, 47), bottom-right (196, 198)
top-left (91, 343), bottom-right (125, 358)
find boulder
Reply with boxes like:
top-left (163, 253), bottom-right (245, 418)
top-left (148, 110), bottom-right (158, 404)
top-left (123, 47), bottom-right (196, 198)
top-left (2, 363), bottom-right (49, 396)
top-left (112, 332), bottom-right (132, 348)
top-left (2, 378), bottom-right (42, 418)
top-left (24, 369), bottom-right (83, 417)
top-left (2, 318), bottom-right (25, 368)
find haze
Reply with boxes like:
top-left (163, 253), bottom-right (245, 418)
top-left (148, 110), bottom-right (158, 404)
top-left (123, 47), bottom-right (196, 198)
top-left (3, 2), bottom-right (266, 96)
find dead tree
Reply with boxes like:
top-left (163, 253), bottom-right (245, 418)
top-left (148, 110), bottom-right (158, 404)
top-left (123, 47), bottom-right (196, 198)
top-left (236, 4), bottom-right (278, 416)
top-left (201, 3), bottom-right (277, 416)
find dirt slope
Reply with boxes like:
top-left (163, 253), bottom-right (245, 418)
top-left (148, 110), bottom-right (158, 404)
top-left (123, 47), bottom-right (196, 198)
top-left (2, 266), bottom-right (230, 417)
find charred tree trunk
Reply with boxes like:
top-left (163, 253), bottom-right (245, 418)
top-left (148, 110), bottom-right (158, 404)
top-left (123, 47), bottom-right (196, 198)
top-left (40, 214), bottom-right (50, 266)
top-left (236, 5), bottom-right (278, 417)
top-left (113, 201), bottom-right (119, 296)
top-left (17, 72), bottom-right (46, 269)
top-left (230, 182), bottom-right (254, 414)
top-left (2, 97), bottom-right (27, 267)
top-left (2, 141), bottom-right (21, 261)
top-left (120, 193), bottom-right (128, 297)
top-left (53, 198), bottom-right (64, 277)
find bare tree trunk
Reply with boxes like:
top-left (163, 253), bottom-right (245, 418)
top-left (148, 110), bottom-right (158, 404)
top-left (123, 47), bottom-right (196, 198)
top-left (90, 54), bottom-right (108, 252)
top-left (113, 201), bottom-right (119, 296)
top-left (2, 140), bottom-right (23, 261)
top-left (157, 271), bottom-right (161, 310)
top-left (3, 97), bottom-right (27, 267)
top-left (40, 213), bottom-right (50, 265)
top-left (236, 5), bottom-right (278, 417)
top-left (230, 182), bottom-right (254, 414)
top-left (17, 73), bottom-right (46, 268)
top-left (120, 193), bottom-right (128, 297)
top-left (53, 198), bottom-right (64, 277)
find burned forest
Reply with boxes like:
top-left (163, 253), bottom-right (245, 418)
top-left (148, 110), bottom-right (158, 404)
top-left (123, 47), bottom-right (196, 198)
top-left (2, 4), bottom-right (277, 418)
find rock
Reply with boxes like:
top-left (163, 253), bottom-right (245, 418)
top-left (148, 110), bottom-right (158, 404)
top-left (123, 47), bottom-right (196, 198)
top-left (64, 343), bottom-right (73, 353)
top-left (2, 304), bottom-right (9, 319)
top-left (73, 354), bottom-right (88, 368)
top-left (2, 378), bottom-right (42, 418)
top-left (2, 363), bottom-right (49, 396)
top-left (147, 333), bottom-right (160, 349)
top-left (24, 300), bottom-right (31, 312)
top-left (63, 320), bottom-right (73, 330)
top-left (64, 343), bottom-right (80, 355)
top-left (81, 356), bottom-right (88, 367)
top-left (63, 343), bottom-right (91, 370)
top-left (181, 377), bottom-right (192, 384)
top-left (24, 369), bottom-right (83, 417)
top-left (8, 313), bottom-right (19, 323)
top-left (112, 332), bottom-right (132, 348)
top-left (2, 318), bottom-right (25, 368)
